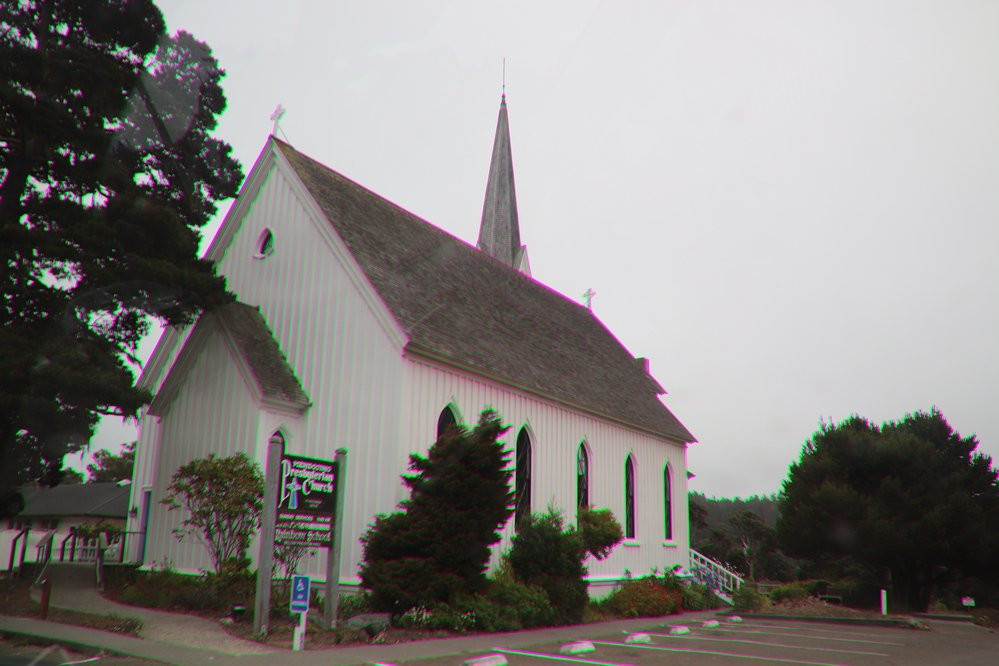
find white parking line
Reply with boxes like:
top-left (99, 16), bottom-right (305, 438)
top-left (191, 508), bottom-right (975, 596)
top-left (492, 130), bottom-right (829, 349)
top-left (592, 641), bottom-right (845, 666)
top-left (732, 622), bottom-right (898, 637)
top-left (649, 632), bottom-right (889, 657)
top-left (492, 647), bottom-right (631, 665)
top-left (693, 628), bottom-right (903, 646)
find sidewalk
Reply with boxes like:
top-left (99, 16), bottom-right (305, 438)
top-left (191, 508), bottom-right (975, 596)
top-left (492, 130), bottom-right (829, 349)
top-left (27, 563), bottom-right (273, 656)
top-left (2, 598), bottom-right (722, 665)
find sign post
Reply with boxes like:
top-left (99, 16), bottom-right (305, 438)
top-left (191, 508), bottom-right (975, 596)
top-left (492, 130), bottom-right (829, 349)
top-left (253, 434), bottom-right (285, 636)
top-left (290, 574), bottom-right (311, 651)
top-left (323, 448), bottom-right (348, 629)
top-left (254, 440), bottom-right (346, 637)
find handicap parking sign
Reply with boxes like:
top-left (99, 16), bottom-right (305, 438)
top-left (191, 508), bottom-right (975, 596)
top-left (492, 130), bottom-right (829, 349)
top-left (290, 574), bottom-right (311, 613)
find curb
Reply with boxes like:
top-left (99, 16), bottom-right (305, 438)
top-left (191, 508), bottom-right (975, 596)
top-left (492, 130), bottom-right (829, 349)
top-left (717, 611), bottom-right (926, 629)
top-left (0, 616), bottom-right (216, 665)
top-left (912, 613), bottom-right (974, 623)
top-left (0, 629), bottom-right (107, 660)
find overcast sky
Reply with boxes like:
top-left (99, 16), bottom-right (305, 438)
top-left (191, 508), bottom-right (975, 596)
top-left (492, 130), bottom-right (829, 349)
top-left (81, 0), bottom-right (999, 498)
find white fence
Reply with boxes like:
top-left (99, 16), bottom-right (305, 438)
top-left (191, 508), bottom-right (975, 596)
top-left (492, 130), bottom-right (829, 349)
top-left (689, 548), bottom-right (744, 603)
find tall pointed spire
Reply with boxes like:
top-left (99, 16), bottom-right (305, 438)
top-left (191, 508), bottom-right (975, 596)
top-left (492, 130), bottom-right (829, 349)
top-left (477, 94), bottom-right (530, 276)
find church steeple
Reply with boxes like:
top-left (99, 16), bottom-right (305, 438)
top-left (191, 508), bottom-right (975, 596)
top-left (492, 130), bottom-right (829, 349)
top-left (477, 94), bottom-right (531, 276)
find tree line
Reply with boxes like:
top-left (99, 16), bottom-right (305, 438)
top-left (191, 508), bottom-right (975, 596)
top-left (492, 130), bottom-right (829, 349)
top-left (692, 408), bottom-right (999, 611)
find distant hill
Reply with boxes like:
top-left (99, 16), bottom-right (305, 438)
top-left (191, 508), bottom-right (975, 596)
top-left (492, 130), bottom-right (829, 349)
top-left (688, 491), bottom-right (779, 541)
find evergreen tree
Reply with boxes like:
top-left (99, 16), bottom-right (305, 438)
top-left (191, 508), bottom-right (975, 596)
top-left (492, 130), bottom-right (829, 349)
top-left (0, 1), bottom-right (242, 514)
top-left (778, 409), bottom-right (999, 610)
top-left (87, 441), bottom-right (136, 483)
top-left (360, 410), bottom-right (514, 613)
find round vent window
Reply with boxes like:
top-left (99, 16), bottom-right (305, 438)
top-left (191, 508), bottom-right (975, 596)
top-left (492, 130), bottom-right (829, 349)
top-left (256, 228), bottom-right (275, 258)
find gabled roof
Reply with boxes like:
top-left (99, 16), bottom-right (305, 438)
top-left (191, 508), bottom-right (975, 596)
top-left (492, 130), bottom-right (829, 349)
top-left (275, 139), bottom-right (695, 443)
top-left (149, 302), bottom-right (310, 416)
top-left (216, 302), bottom-right (311, 410)
top-left (19, 483), bottom-right (130, 519)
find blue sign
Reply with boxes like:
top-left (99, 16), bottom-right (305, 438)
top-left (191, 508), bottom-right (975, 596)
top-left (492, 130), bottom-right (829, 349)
top-left (290, 574), bottom-right (311, 613)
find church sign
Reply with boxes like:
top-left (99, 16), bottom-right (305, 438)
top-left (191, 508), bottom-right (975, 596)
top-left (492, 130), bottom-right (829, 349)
top-left (276, 454), bottom-right (337, 547)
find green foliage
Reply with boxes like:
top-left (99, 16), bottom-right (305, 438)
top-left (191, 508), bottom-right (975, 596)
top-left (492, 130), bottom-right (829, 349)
top-left (87, 442), bottom-right (136, 483)
top-left (161, 453), bottom-right (263, 575)
top-left (395, 579), bottom-right (554, 633)
top-left (508, 509), bottom-right (588, 625)
top-left (732, 584), bottom-right (768, 612)
top-left (0, 0), bottom-right (242, 515)
top-left (690, 498), bottom-right (791, 582)
top-left (596, 577), bottom-right (682, 618)
top-left (397, 604), bottom-right (476, 632)
top-left (481, 578), bottom-right (555, 629)
top-left (577, 507), bottom-right (624, 560)
top-left (778, 409), bottom-right (999, 611)
top-left (73, 520), bottom-right (124, 544)
top-left (360, 410), bottom-right (514, 614)
top-left (336, 591), bottom-right (376, 619)
top-left (59, 468), bottom-right (85, 485)
top-left (769, 582), bottom-right (810, 604)
top-left (680, 581), bottom-right (724, 610)
top-left (114, 566), bottom-right (255, 613)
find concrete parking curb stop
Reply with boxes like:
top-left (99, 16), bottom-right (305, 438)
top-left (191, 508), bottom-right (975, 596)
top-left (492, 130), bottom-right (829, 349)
top-left (719, 611), bottom-right (929, 629)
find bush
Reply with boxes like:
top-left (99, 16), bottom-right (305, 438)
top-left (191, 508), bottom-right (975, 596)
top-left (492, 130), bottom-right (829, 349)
top-left (597, 577), bottom-right (682, 618)
top-left (397, 604), bottom-right (476, 632)
top-left (681, 581), bottom-right (724, 610)
top-left (360, 411), bottom-right (514, 614)
top-left (577, 507), bottom-right (624, 560)
top-left (508, 510), bottom-right (588, 625)
top-left (732, 584), bottom-right (768, 612)
top-left (769, 582), bottom-right (810, 604)
top-left (113, 566), bottom-right (256, 614)
top-left (484, 579), bottom-right (554, 629)
top-left (801, 579), bottom-right (830, 596)
top-left (337, 590), bottom-right (376, 619)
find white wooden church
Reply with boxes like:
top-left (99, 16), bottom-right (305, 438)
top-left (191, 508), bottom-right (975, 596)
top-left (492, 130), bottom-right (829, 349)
top-left (125, 96), bottom-right (698, 596)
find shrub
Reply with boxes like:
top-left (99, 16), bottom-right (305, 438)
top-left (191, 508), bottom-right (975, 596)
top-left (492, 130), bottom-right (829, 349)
top-left (801, 579), bottom-right (830, 596)
top-left (577, 507), bottom-right (624, 560)
top-left (337, 590), bottom-right (376, 619)
top-left (360, 411), bottom-right (514, 614)
top-left (397, 604), bottom-right (476, 632)
top-left (508, 509), bottom-right (588, 625)
top-left (598, 577), bottom-right (682, 618)
top-left (732, 584), bottom-right (768, 612)
top-left (484, 579), bottom-right (554, 629)
top-left (681, 581), bottom-right (724, 610)
top-left (161, 453), bottom-right (264, 575)
top-left (769, 582), bottom-right (809, 604)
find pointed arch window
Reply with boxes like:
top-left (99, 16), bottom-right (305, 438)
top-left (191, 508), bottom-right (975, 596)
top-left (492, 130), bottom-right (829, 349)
top-left (576, 444), bottom-right (589, 509)
top-left (515, 428), bottom-right (532, 530)
top-left (663, 465), bottom-right (673, 540)
top-left (437, 405), bottom-right (458, 438)
top-left (624, 455), bottom-right (636, 539)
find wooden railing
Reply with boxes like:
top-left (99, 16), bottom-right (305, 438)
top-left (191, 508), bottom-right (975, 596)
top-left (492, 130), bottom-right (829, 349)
top-left (689, 548), bottom-right (744, 603)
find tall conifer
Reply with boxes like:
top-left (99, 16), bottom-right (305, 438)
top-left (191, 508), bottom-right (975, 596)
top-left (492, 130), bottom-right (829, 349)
top-left (0, 1), bottom-right (242, 513)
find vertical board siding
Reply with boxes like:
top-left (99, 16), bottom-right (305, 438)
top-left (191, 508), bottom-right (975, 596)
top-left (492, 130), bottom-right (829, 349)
top-left (131, 158), bottom-right (691, 586)
top-left (211, 165), bottom-right (408, 583)
top-left (404, 359), bottom-right (691, 581)
top-left (144, 332), bottom-right (261, 573)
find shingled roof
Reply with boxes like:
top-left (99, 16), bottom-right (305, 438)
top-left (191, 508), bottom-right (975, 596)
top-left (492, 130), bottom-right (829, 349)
top-left (276, 140), bottom-right (694, 443)
top-left (19, 483), bottom-right (130, 519)
top-left (214, 302), bottom-right (311, 411)
top-left (148, 302), bottom-right (310, 416)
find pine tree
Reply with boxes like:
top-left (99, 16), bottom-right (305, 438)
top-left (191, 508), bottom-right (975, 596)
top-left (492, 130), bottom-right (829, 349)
top-left (0, 1), bottom-right (242, 514)
top-left (360, 410), bottom-right (514, 613)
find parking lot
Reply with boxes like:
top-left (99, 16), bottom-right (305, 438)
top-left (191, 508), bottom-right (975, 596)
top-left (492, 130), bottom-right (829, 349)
top-left (417, 617), bottom-right (999, 666)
